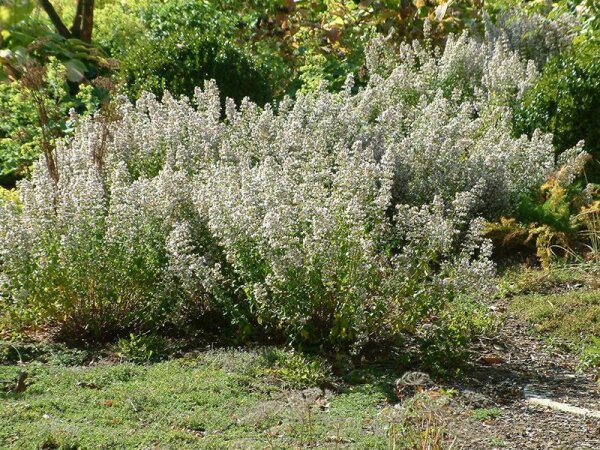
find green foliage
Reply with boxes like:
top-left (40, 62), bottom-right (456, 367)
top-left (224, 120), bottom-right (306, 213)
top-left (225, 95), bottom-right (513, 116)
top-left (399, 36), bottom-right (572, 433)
top-left (486, 152), bottom-right (599, 267)
top-left (579, 336), bottom-right (600, 372)
top-left (97, 0), bottom-right (490, 100)
top-left (510, 289), bottom-right (600, 341)
top-left (92, 1), bottom-right (146, 53)
top-left (0, 83), bottom-right (37, 183)
top-left (515, 40), bottom-right (600, 174)
top-left (508, 268), bottom-right (600, 370)
top-left (99, 0), bottom-right (274, 104)
top-left (261, 348), bottom-right (332, 388)
top-left (0, 350), bottom-right (393, 448)
top-left (116, 334), bottom-right (168, 363)
top-left (516, 181), bottom-right (581, 234)
top-left (137, 0), bottom-right (240, 38)
top-left (0, 5), bottom-right (115, 186)
top-left (0, 186), bottom-right (19, 204)
top-left (120, 31), bottom-right (272, 105)
top-left (0, 57), bottom-right (107, 187)
top-left (239, 0), bottom-right (487, 95)
top-left (472, 407), bottom-right (502, 421)
top-left (0, 14), bottom-right (113, 83)
top-left (418, 298), bottom-right (497, 373)
top-left (0, 340), bottom-right (88, 366)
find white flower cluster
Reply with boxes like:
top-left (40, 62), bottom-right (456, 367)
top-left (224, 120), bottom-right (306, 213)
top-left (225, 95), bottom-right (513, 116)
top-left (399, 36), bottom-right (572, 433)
top-left (0, 31), bottom-right (584, 346)
top-left (485, 11), bottom-right (577, 67)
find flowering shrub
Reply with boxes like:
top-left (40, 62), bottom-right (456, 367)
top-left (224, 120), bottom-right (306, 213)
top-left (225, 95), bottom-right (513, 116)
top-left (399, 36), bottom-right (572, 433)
top-left (485, 10), bottom-right (577, 67)
top-left (0, 32), bottom-right (584, 349)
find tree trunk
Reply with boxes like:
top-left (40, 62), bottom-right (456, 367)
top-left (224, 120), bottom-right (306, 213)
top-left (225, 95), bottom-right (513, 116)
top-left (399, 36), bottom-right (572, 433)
top-left (71, 0), bottom-right (94, 43)
top-left (71, 0), bottom-right (83, 38)
top-left (39, 0), bottom-right (94, 43)
top-left (38, 0), bottom-right (71, 39)
top-left (80, 0), bottom-right (94, 43)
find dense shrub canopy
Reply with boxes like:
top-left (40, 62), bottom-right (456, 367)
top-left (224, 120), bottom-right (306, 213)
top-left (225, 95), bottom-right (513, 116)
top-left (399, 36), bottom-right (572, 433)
top-left (514, 40), bottom-right (600, 177)
top-left (1, 32), bottom-right (586, 351)
top-left (111, 0), bottom-right (273, 105)
top-left (119, 31), bottom-right (272, 106)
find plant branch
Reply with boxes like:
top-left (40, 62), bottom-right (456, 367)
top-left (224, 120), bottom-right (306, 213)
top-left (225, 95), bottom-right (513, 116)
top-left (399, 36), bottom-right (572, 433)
top-left (71, 0), bottom-right (83, 38)
top-left (38, 0), bottom-right (72, 39)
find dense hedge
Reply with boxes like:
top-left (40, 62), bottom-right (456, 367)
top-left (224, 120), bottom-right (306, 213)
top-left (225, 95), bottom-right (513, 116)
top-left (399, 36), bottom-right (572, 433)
top-left (119, 31), bottom-right (272, 106)
top-left (515, 40), bottom-right (600, 177)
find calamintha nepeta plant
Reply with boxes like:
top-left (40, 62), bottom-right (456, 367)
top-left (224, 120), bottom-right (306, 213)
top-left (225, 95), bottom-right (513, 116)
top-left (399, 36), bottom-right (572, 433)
top-left (0, 30), bottom-right (586, 350)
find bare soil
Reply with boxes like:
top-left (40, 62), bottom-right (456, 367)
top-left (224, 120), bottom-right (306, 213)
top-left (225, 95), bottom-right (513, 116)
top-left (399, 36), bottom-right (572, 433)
top-left (444, 300), bottom-right (600, 449)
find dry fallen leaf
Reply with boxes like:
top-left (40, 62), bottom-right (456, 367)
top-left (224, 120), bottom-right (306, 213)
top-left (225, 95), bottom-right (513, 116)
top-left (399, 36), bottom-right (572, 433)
top-left (478, 355), bottom-right (505, 365)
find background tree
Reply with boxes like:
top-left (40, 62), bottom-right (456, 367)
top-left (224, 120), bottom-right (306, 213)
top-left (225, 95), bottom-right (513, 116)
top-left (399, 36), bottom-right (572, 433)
top-left (0, 0), bottom-right (110, 188)
top-left (38, 0), bottom-right (95, 43)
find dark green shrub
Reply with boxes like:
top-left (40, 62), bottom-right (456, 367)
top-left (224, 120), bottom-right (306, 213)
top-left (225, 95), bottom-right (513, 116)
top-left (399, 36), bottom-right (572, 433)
top-left (105, 0), bottom-right (273, 105)
top-left (514, 40), bottom-right (600, 176)
top-left (119, 31), bottom-right (272, 105)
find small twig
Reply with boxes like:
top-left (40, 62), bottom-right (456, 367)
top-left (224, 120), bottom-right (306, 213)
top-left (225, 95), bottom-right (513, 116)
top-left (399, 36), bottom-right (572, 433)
top-left (128, 399), bottom-right (139, 413)
top-left (9, 344), bottom-right (23, 365)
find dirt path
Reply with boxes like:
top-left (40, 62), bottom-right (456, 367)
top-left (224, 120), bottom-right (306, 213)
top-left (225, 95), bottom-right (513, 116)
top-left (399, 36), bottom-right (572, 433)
top-left (446, 303), bottom-right (600, 449)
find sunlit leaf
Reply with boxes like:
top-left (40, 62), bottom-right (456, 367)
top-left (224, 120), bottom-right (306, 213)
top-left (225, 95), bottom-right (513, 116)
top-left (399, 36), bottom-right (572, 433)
top-left (64, 59), bottom-right (87, 82)
top-left (435, 0), bottom-right (454, 21)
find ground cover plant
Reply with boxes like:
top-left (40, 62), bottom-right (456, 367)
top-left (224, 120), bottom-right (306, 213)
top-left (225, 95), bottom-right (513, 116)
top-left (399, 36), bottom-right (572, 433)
top-left (4, 265), bottom-right (600, 449)
top-left (496, 264), bottom-right (600, 386)
top-left (0, 347), bottom-right (405, 449)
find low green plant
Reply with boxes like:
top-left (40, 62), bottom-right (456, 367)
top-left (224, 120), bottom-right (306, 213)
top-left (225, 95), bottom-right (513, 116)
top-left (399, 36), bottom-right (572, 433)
top-left (260, 348), bottom-right (332, 388)
top-left (0, 340), bottom-right (88, 366)
top-left (489, 436), bottom-right (508, 447)
top-left (418, 298), bottom-right (497, 373)
top-left (578, 336), bottom-right (600, 372)
top-left (498, 264), bottom-right (593, 297)
top-left (507, 269), bottom-right (600, 373)
top-left (0, 350), bottom-right (394, 448)
top-left (472, 407), bottom-right (502, 421)
top-left (382, 392), bottom-right (450, 450)
top-left (116, 334), bottom-right (168, 363)
top-left (510, 290), bottom-right (600, 341)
